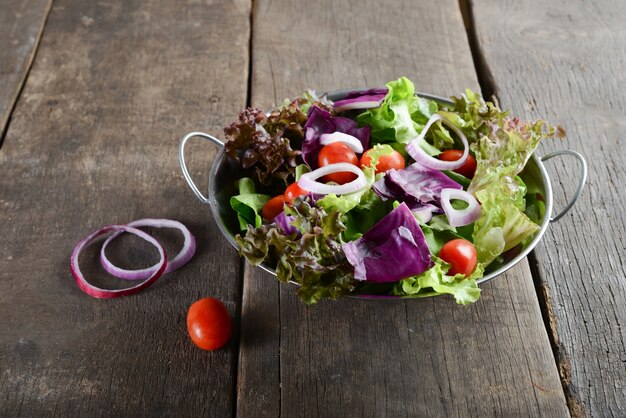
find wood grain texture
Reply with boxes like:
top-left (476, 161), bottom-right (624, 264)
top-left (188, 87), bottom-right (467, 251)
top-left (0, 0), bottom-right (52, 144)
top-left (237, 0), bottom-right (569, 416)
top-left (0, 0), bottom-right (250, 415)
top-left (469, 0), bottom-right (626, 416)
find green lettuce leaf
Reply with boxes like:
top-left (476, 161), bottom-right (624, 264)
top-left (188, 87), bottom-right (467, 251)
top-left (316, 166), bottom-right (376, 214)
top-left (393, 256), bottom-right (483, 305)
top-left (229, 178), bottom-right (271, 231)
top-left (471, 189), bottom-right (540, 264)
top-left (357, 77), bottom-right (438, 144)
top-left (464, 100), bottom-right (563, 265)
top-left (295, 164), bottom-right (310, 181)
top-left (341, 189), bottom-right (393, 242)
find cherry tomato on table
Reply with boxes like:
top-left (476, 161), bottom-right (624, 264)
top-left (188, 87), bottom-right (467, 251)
top-left (187, 297), bottom-right (232, 351)
top-left (261, 195), bottom-right (285, 221)
top-left (438, 239), bottom-right (478, 276)
top-left (360, 149), bottom-right (405, 174)
top-left (438, 149), bottom-right (477, 178)
top-left (284, 182), bottom-right (308, 205)
top-left (318, 142), bottom-right (359, 184)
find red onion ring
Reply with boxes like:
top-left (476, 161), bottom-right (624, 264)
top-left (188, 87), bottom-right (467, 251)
top-left (406, 114), bottom-right (469, 170)
top-left (100, 219), bottom-right (196, 280)
top-left (320, 132), bottom-right (364, 153)
top-left (440, 188), bottom-right (481, 227)
top-left (334, 99), bottom-right (384, 112)
top-left (70, 225), bottom-right (167, 299)
top-left (298, 163), bottom-right (367, 195)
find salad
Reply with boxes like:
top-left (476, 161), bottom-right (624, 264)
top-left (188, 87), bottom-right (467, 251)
top-left (223, 77), bottom-right (563, 305)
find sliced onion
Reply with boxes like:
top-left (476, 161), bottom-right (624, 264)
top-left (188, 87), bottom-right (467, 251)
top-left (100, 218), bottom-right (196, 280)
top-left (70, 225), bottom-right (167, 299)
top-left (298, 163), bottom-right (367, 195)
top-left (440, 188), bottom-right (481, 227)
top-left (334, 95), bottom-right (385, 112)
top-left (406, 113), bottom-right (469, 170)
top-left (320, 132), bottom-right (364, 154)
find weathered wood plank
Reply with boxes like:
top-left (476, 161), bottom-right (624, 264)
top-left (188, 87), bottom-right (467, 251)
top-left (0, 0), bottom-right (250, 415)
top-left (237, 0), bottom-right (569, 416)
top-left (469, 0), bottom-right (626, 416)
top-left (0, 0), bottom-right (52, 144)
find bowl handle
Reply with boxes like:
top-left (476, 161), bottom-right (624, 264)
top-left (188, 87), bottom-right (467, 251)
top-left (178, 132), bottom-right (224, 204)
top-left (541, 150), bottom-right (587, 222)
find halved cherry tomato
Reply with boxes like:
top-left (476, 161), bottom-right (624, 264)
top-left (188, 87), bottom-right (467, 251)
top-left (360, 149), bottom-right (405, 174)
top-left (187, 297), bottom-right (232, 351)
top-left (438, 149), bottom-right (477, 178)
top-left (261, 195), bottom-right (285, 220)
top-left (438, 239), bottom-right (478, 276)
top-left (318, 142), bottom-right (359, 184)
top-left (284, 182), bottom-right (308, 205)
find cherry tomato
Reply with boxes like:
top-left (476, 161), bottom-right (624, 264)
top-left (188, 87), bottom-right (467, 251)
top-left (187, 298), bottom-right (232, 351)
top-left (438, 150), bottom-right (477, 178)
top-left (360, 149), bottom-right (405, 174)
top-left (317, 142), bottom-right (359, 184)
top-left (284, 183), bottom-right (308, 205)
top-left (261, 195), bottom-right (285, 220)
top-left (438, 239), bottom-right (478, 277)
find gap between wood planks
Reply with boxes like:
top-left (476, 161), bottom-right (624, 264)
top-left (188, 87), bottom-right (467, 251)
top-left (232, 1), bottom-right (256, 417)
top-left (0, 0), bottom-right (54, 149)
top-left (458, 0), bottom-right (584, 415)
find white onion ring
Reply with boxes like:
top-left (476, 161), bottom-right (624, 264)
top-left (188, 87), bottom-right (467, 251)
top-left (298, 163), bottom-right (367, 195)
top-left (100, 218), bottom-right (196, 280)
top-left (334, 100), bottom-right (384, 112)
top-left (70, 225), bottom-right (167, 299)
top-left (440, 188), bottom-right (481, 227)
top-left (320, 132), bottom-right (364, 154)
top-left (406, 113), bottom-right (469, 170)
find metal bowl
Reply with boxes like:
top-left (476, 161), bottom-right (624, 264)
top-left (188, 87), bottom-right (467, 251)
top-left (179, 90), bottom-right (587, 298)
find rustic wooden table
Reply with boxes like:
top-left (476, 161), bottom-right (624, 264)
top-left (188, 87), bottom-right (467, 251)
top-left (1, 0), bottom-right (624, 416)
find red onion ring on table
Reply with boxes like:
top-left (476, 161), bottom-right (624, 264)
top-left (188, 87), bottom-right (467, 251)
top-left (298, 163), bottom-right (367, 195)
top-left (405, 113), bottom-right (469, 170)
top-left (320, 132), bottom-right (364, 153)
top-left (440, 188), bottom-right (481, 227)
top-left (70, 225), bottom-right (167, 299)
top-left (100, 218), bottom-right (196, 280)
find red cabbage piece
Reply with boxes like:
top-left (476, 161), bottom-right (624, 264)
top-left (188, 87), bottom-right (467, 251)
top-left (302, 106), bottom-right (371, 168)
top-left (274, 211), bottom-right (300, 237)
top-left (342, 88), bottom-right (389, 100)
top-left (373, 162), bottom-right (462, 209)
top-left (342, 202), bottom-right (433, 282)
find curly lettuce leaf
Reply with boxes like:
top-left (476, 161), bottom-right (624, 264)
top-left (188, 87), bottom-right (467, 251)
top-left (472, 189), bottom-right (540, 265)
top-left (224, 107), bottom-right (301, 186)
top-left (277, 89), bottom-right (334, 117)
top-left (394, 256), bottom-right (483, 305)
top-left (316, 166), bottom-right (376, 214)
top-left (357, 77), bottom-right (438, 144)
top-left (236, 199), bottom-right (355, 304)
top-left (465, 103), bottom-right (563, 265)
